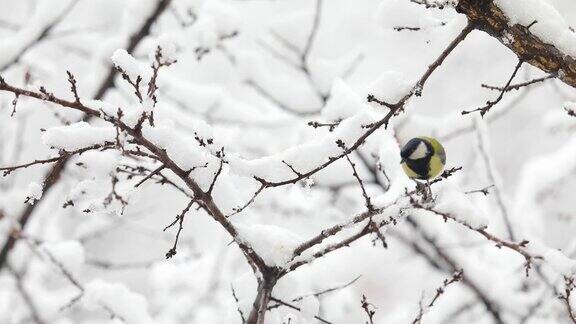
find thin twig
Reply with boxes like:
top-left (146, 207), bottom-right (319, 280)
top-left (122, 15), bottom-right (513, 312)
top-left (560, 276), bottom-right (576, 324)
top-left (269, 297), bottom-right (332, 324)
top-left (481, 75), bottom-right (554, 92)
top-left (412, 269), bottom-right (464, 324)
top-left (462, 60), bottom-right (524, 116)
top-left (164, 199), bottom-right (196, 258)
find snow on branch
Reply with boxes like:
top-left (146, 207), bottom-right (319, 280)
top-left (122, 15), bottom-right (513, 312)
top-left (456, 0), bottom-right (576, 88)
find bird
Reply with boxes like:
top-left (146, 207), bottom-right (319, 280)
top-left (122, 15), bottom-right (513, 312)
top-left (400, 136), bottom-right (446, 182)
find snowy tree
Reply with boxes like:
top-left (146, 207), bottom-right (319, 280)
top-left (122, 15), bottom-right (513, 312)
top-left (1, 0), bottom-right (576, 323)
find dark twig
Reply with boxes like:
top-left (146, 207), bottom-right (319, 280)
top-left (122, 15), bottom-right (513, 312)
top-left (6, 265), bottom-right (45, 324)
top-left (307, 120), bottom-right (340, 131)
top-left (269, 275), bottom-right (362, 312)
top-left (369, 22), bottom-right (474, 110)
top-left (429, 166), bottom-right (463, 185)
top-left (338, 140), bottom-right (374, 211)
top-left (409, 195), bottom-right (540, 276)
top-left (207, 148), bottom-right (225, 195)
top-left (410, 0), bottom-right (457, 9)
top-left (1, 143), bottom-right (114, 176)
top-left (10, 93), bottom-right (19, 117)
top-left (268, 297), bottom-right (332, 324)
top-left (464, 185), bottom-right (494, 196)
top-left (164, 199), bottom-right (195, 258)
top-left (401, 218), bottom-right (505, 324)
top-left (102, 176), bottom-right (129, 214)
top-left (474, 121), bottom-right (515, 240)
top-left (394, 26), bottom-right (422, 32)
top-left (85, 258), bottom-right (159, 270)
top-left (281, 160), bottom-right (303, 177)
top-left (412, 269), bottom-right (464, 324)
top-left (147, 46), bottom-right (176, 107)
top-left (134, 164), bottom-right (165, 188)
top-left (560, 276), bottom-right (576, 324)
top-left (228, 183), bottom-right (266, 217)
top-left (118, 164), bottom-right (192, 198)
top-left (232, 286), bottom-right (247, 324)
top-left (462, 60), bottom-right (524, 116)
top-left (66, 71), bottom-right (81, 103)
top-left (361, 295), bottom-right (376, 324)
top-left (292, 275), bottom-right (362, 303)
top-left (481, 75), bottom-right (554, 92)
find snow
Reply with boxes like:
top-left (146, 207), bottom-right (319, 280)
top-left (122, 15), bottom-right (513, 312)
top-left (85, 99), bottom-right (118, 116)
top-left (230, 272), bottom-right (258, 318)
top-left (434, 185), bottom-right (489, 229)
top-left (0, 0), bottom-right (75, 70)
top-left (25, 182), bottom-right (43, 205)
top-left (120, 0), bottom-right (159, 36)
top-left (544, 102), bottom-right (576, 132)
top-left (150, 36), bottom-right (178, 65)
top-left (269, 10), bottom-right (315, 51)
top-left (111, 49), bottom-right (142, 81)
top-left (370, 129), bottom-right (413, 201)
top-left (84, 280), bottom-right (157, 324)
top-left (183, 0), bottom-right (241, 52)
top-left (300, 296), bottom-right (320, 320)
top-left (544, 249), bottom-right (576, 276)
top-left (188, 18), bottom-right (220, 49)
top-left (200, 1), bottom-right (241, 36)
top-left (366, 71), bottom-right (413, 105)
top-left (228, 111), bottom-right (377, 183)
top-left (161, 76), bottom-right (225, 114)
top-left (322, 79), bottom-right (369, 121)
top-left (97, 102), bottom-right (146, 128)
top-left (41, 240), bottom-right (85, 274)
top-left (495, 0), bottom-right (576, 59)
top-left (235, 224), bottom-right (302, 268)
top-left (310, 51), bottom-right (364, 94)
top-left (75, 150), bottom-right (121, 177)
top-left (513, 134), bottom-right (576, 237)
top-left (376, 0), bottom-right (446, 31)
top-left (140, 122), bottom-right (222, 191)
top-left (42, 122), bottom-right (116, 151)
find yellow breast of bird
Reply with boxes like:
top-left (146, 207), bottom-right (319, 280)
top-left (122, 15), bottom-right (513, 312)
top-left (401, 162), bottom-right (420, 179)
top-left (428, 155), bottom-right (444, 179)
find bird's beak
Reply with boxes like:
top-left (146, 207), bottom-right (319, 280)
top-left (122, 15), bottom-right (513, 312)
top-left (400, 157), bottom-right (406, 164)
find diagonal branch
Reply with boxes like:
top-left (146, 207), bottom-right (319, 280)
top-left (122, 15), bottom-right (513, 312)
top-left (257, 23), bottom-right (474, 189)
top-left (462, 59), bottom-right (524, 116)
top-left (456, 0), bottom-right (576, 88)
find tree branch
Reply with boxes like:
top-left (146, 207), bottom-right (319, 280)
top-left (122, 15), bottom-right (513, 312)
top-left (456, 0), bottom-right (576, 88)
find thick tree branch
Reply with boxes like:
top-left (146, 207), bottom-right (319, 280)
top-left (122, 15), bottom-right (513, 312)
top-left (456, 0), bottom-right (576, 88)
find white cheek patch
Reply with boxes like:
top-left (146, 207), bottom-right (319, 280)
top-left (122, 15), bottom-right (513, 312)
top-left (409, 142), bottom-right (428, 159)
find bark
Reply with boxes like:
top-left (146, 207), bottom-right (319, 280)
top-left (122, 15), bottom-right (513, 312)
top-left (456, 0), bottom-right (576, 88)
top-left (246, 276), bottom-right (277, 324)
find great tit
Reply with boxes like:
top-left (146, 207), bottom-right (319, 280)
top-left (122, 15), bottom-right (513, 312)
top-left (400, 136), bottom-right (446, 181)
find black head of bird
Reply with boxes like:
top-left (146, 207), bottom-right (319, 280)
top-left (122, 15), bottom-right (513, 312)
top-left (400, 136), bottom-right (446, 181)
